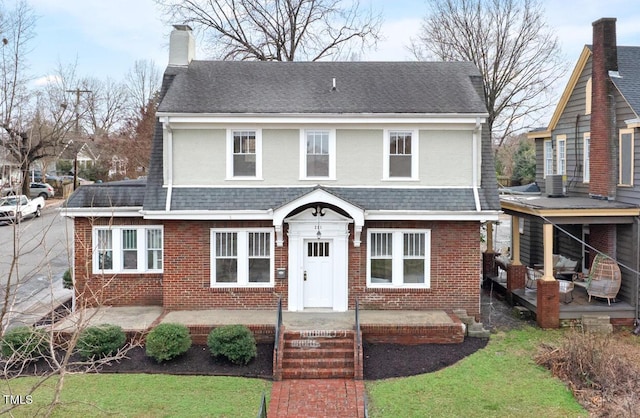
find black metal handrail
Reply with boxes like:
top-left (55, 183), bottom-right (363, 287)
top-left (274, 295), bottom-right (282, 357)
top-left (256, 390), bottom-right (267, 418)
top-left (355, 297), bottom-right (362, 366)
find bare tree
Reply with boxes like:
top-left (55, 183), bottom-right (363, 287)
top-left (410, 0), bottom-right (566, 146)
top-left (125, 59), bottom-right (161, 117)
top-left (0, 2), bottom-right (77, 195)
top-left (155, 0), bottom-right (382, 61)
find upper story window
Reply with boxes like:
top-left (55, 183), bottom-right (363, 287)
top-left (367, 229), bottom-right (431, 288)
top-left (211, 229), bottom-right (274, 287)
top-left (227, 129), bottom-right (262, 179)
top-left (583, 132), bottom-right (590, 183)
top-left (585, 77), bottom-right (592, 115)
top-left (556, 135), bottom-right (566, 175)
top-left (93, 226), bottom-right (163, 274)
top-left (300, 129), bottom-right (336, 179)
top-left (619, 129), bottom-right (634, 186)
top-left (543, 139), bottom-right (553, 177)
top-left (384, 130), bottom-right (418, 180)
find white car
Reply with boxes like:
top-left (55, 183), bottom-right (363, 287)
top-left (0, 195), bottom-right (45, 224)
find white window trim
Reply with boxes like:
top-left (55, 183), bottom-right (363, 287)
top-left (366, 228), bottom-right (431, 288)
top-left (226, 129), bottom-right (263, 180)
top-left (299, 128), bottom-right (336, 180)
top-left (583, 132), bottom-right (590, 183)
top-left (92, 226), bottom-right (163, 274)
top-left (543, 139), bottom-right (553, 178)
top-left (619, 128), bottom-right (634, 186)
top-left (585, 77), bottom-right (592, 115)
top-left (210, 228), bottom-right (274, 287)
top-left (556, 135), bottom-right (566, 176)
top-left (382, 129), bottom-right (419, 181)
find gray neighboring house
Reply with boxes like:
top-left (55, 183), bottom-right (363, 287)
top-left (501, 18), bottom-right (640, 327)
top-left (62, 25), bottom-right (500, 319)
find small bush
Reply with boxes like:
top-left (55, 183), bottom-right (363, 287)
top-left (145, 323), bottom-right (192, 363)
top-left (1, 326), bottom-right (49, 361)
top-left (62, 269), bottom-right (73, 289)
top-left (77, 324), bottom-right (126, 360)
top-left (207, 325), bottom-right (257, 365)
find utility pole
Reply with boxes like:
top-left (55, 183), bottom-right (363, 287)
top-left (66, 88), bottom-right (91, 190)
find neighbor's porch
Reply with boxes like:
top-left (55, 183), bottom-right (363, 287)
top-left (483, 195), bottom-right (640, 328)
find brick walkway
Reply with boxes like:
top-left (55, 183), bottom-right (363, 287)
top-left (268, 379), bottom-right (366, 417)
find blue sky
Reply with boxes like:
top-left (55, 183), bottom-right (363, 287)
top-left (25, 0), bottom-right (640, 89)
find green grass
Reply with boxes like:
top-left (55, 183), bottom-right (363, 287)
top-left (1, 374), bottom-right (270, 417)
top-left (366, 327), bottom-right (588, 418)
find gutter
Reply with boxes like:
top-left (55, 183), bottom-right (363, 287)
top-left (472, 118), bottom-right (482, 212)
top-left (161, 118), bottom-right (174, 212)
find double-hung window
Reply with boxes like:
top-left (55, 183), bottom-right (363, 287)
top-left (211, 229), bottom-right (274, 286)
top-left (227, 129), bottom-right (262, 179)
top-left (368, 229), bottom-right (430, 287)
top-left (583, 132), bottom-right (590, 183)
top-left (384, 130), bottom-right (418, 180)
top-left (93, 226), bottom-right (163, 273)
top-left (619, 129), bottom-right (634, 186)
top-left (301, 130), bottom-right (335, 179)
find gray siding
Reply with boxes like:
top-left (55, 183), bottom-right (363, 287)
top-left (616, 223), bottom-right (640, 305)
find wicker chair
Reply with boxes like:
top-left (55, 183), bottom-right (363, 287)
top-left (573, 254), bottom-right (622, 305)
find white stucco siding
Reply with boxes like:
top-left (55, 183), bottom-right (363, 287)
top-left (335, 129), bottom-right (382, 185)
top-left (421, 130), bottom-right (473, 186)
top-left (172, 129), bottom-right (225, 185)
top-left (262, 129), bottom-right (299, 183)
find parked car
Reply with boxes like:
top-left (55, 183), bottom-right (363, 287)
top-left (0, 195), bottom-right (45, 224)
top-left (29, 182), bottom-right (55, 199)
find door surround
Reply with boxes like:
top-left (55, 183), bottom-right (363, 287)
top-left (286, 208), bottom-right (351, 311)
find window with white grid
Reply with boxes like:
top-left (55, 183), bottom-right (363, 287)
top-left (384, 130), bottom-right (418, 180)
top-left (368, 229), bottom-right (430, 287)
top-left (211, 229), bottom-right (274, 286)
top-left (93, 226), bottom-right (163, 273)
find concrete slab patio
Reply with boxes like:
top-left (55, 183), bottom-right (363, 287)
top-left (52, 306), bottom-right (461, 333)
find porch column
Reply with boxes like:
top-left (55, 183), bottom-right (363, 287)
top-left (537, 222), bottom-right (560, 329)
top-left (506, 215), bottom-right (526, 295)
top-left (511, 216), bottom-right (521, 265)
top-left (482, 222), bottom-right (497, 278)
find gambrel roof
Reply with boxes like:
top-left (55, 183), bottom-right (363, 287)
top-left (157, 61), bottom-right (488, 115)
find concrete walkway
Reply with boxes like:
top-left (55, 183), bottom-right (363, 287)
top-left (268, 379), bottom-right (366, 418)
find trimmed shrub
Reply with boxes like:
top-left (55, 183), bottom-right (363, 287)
top-left (145, 323), bottom-right (192, 363)
top-left (62, 269), bottom-right (73, 289)
top-left (77, 324), bottom-right (126, 360)
top-left (1, 326), bottom-right (49, 361)
top-left (207, 325), bottom-right (257, 365)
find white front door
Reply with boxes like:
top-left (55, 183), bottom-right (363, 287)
top-left (303, 240), bottom-right (333, 308)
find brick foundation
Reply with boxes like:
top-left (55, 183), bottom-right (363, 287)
top-left (536, 280), bottom-right (560, 329)
top-left (506, 264), bottom-right (526, 291)
top-left (483, 251), bottom-right (497, 278)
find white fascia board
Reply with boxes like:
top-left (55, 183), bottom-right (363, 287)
top-left (59, 207), bottom-right (143, 218)
top-left (157, 113), bottom-right (487, 126)
top-left (365, 210), bottom-right (501, 222)
top-left (141, 210), bottom-right (273, 221)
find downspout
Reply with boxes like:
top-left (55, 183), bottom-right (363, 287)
top-left (164, 118), bottom-right (173, 212)
top-left (636, 217), bottom-right (640, 325)
top-left (472, 118), bottom-right (482, 212)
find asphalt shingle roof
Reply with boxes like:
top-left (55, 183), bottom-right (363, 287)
top-left (612, 46), bottom-right (640, 117)
top-left (157, 61), bottom-right (488, 115)
top-left (66, 179), bottom-right (146, 208)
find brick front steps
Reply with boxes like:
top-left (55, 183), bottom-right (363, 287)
top-left (279, 329), bottom-right (358, 380)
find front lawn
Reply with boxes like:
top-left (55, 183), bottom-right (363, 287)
top-left (1, 374), bottom-right (270, 417)
top-left (366, 327), bottom-right (588, 417)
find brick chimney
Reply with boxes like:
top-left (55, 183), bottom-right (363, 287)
top-left (589, 18), bottom-right (617, 200)
top-left (168, 25), bottom-right (195, 67)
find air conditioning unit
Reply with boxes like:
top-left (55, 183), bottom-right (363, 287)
top-left (545, 174), bottom-right (565, 197)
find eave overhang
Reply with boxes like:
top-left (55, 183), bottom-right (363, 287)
top-left (60, 207), bottom-right (143, 218)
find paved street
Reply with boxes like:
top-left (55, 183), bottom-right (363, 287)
top-left (0, 199), bottom-right (73, 329)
